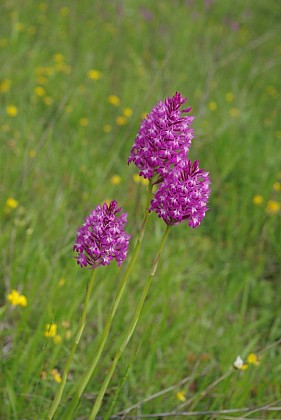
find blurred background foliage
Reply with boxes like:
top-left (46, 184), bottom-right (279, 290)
top-left (0, 0), bottom-right (280, 418)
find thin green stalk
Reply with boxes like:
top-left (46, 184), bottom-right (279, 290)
top-left (47, 269), bottom-right (96, 420)
top-left (63, 182), bottom-right (153, 420)
top-left (104, 341), bottom-right (142, 420)
top-left (89, 224), bottom-right (171, 419)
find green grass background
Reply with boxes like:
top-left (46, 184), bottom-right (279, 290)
top-left (1, 0), bottom-right (280, 418)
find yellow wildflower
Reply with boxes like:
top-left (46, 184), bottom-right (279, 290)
top-left (79, 117), bottom-right (89, 127)
top-left (225, 92), bottom-right (234, 102)
top-left (7, 290), bottom-right (20, 305)
top-left (247, 353), bottom-right (260, 366)
top-left (141, 178), bottom-right (149, 186)
top-left (6, 198), bottom-right (19, 209)
top-left (273, 182), bottom-right (281, 192)
top-left (132, 174), bottom-right (149, 186)
top-left (141, 112), bottom-right (148, 119)
top-left (58, 277), bottom-right (65, 287)
top-left (44, 97), bottom-right (53, 106)
top-left (53, 335), bottom-right (62, 344)
top-left (34, 86), bottom-right (46, 97)
top-left (45, 67), bottom-right (54, 76)
top-left (51, 369), bottom-right (62, 383)
top-left (116, 116), bottom-right (127, 126)
top-left (53, 53), bottom-right (64, 63)
top-left (108, 95), bottom-right (120, 106)
top-left (35, 66), bottom-right (53, 76)
top-left (15, 22), bottom-right (25, 32)
top-left (110, 175), bottom-right (121, 185)
top-left (45, 323), bottom-right (57, 337)
top-left (208, 101), bottom-right (218, 112)
top-left (28, 149), bottom-right (36, 159)
top-left (229, 108), bottom-right (240, 118)
top-left (133, 174), bottom-right (141, 184)
top-left (55, 63), bottom-right (71, 74)
top-left (7, 290), bottom-right (28, 307)
top-left (87, 69), bottom-right (102, 80)
top-left (6, 105), bottom-right (18, 117)
top-left (253, 195), bottom-right (263, 205)
top-left (265, 200), bottom-right (280, 214)
top-left (176, 391), bottom-right (186, 402)
top-left (123, 107), bottom-right (133, 117)
top-left (17, 295), bottom-right (28, 307)
top-left (0, 79), bottom-right (11, 93)
top-left (60, 6), bottom-right (69, 16)
top-left (103, 124), bottom-right (112, 133)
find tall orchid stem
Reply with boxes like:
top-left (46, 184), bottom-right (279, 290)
top-left (89, 224), bottom-right (171, 419)
top-left (47, 269), bottom-right (97, 420)
top-left (63, 181), bottom-right (153, 420)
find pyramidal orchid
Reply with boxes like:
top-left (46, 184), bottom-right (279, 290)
top-left (149, 159), bottom-right (210, 228)
top-left (73, 200), bottom-right (131, 269)
top-left (49, 92), bottom-right (211, 420)
top-left (128, 92), bottom-right (194, 180)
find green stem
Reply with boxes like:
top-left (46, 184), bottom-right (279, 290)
top-left (63, 182), bottom-right (153, 420)
top-left (47, 269), bottom-right (96, 420)
top-left (89, 224), bottom-right (171, 419)
top-left (139, 180), bottom-right (153, 241)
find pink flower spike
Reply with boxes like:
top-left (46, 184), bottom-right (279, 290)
top-left (149, 160), bottom-right (211, 228)
top-left (73, 201), bottom-right (131, 269)
top-left (128, 92), bottom-right (194, 180)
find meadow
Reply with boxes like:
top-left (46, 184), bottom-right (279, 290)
top-left (1, 0), bottom-right (280, 418)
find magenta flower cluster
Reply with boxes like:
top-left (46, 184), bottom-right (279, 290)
top-left (73, 201), bottom-right (131, 269)
top-left (149, 160), bottom-right (210, 228)
top-left (129, 92), bottom-right (211, 228)
top-left (128, 92), bottom-right (194, 180)
top-left (74, 92), bottom-right (210, 269)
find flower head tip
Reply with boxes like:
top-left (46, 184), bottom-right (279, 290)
top-left (128, 92), bottom-right (194, 180)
